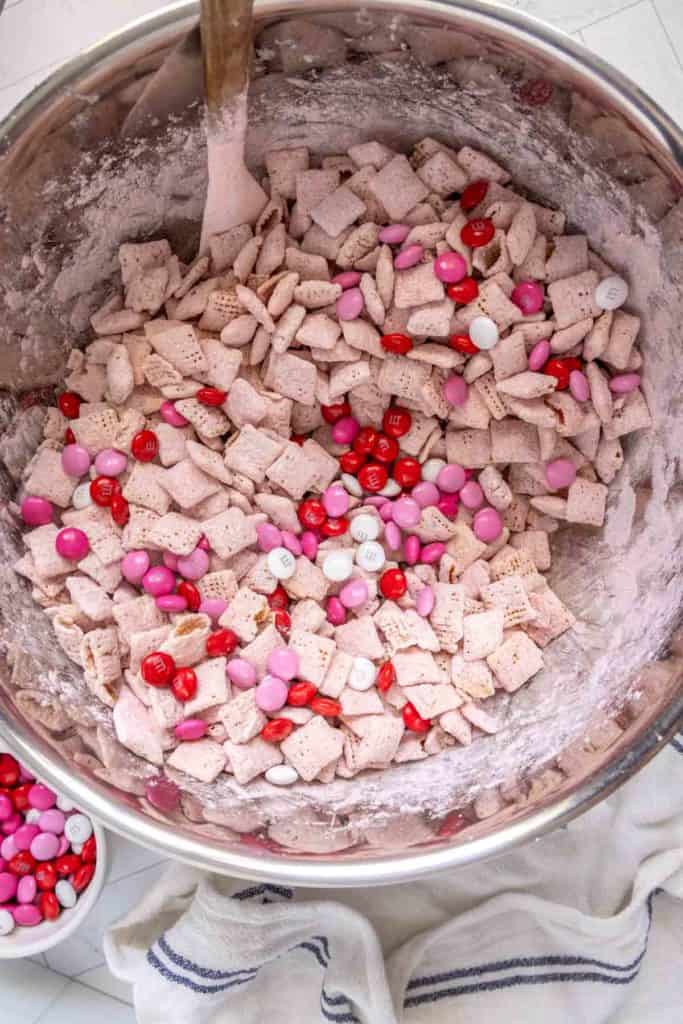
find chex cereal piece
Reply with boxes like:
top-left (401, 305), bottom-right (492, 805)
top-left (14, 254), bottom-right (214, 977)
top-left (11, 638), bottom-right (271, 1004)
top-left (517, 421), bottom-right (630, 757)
top-left (24, 447), bottom-right (76, 508)
top-left (340, 688), bottom-right (384, 717)
top-left (296, 313), bottom-right (341, 350)
top-left (481, 575), bottom-right (537, 627)
top-left (265, 443), bottom-right (319, 499)
top-left (201, 338), bottom-right (242, 390)
top-left (329, 360), bottom-right (372, 399)
top-left (113, 686), bottom-right (163, 765)
top-left (160, 613), bottom-right (211, 666)
top-left (294, 281), bottom-right (342, 310)
top-left (450, 655), bottom-right (494, 700)
top-left (565, 478), bottom-right (608, 527)
top-left (283, 556), bottom-right (329, 603)
top-left (429, 583), bottom-right (465, 652)
top-left (460, 702), bottom-right (498, 735)
top-left (490, 418), bottom-right (540, 462)
top-left (240, 624), bottom-right (281, 679)
top-left (198, 289), bottom-right (245, 332)
top-left (393, 649), bottom-right (441, 686)
top-left (407, 299), bottom-right (455, 338)
top-left (319, 650), bottom-right (354, 698)
top-left (393, 262), bottom-right (445, 309)
top-left (349, 141), bottom-right (394, 169)
top-left (602, 311), bottom-right (640, 370)
top-left (196, 570), bottom-right (238, 605)
top-left (296, 168), bottom-right (340, 217)
top-left (446, 427), bottom-right (492, 468)
top-left (158, 458), bottom-right (221, 509)
top-left (335, 615), bottom-right (384, 660)
top-left (460, 560), bottom-right (491, 600)
top-left (256, 223), bottom-right (287, 277)
top-left (337, 222), bottom-right (381, 269)
top-left (448, 382), bottom-right (491, 429)
top-left (128, 626), bottom-right (171, 673)
top-left (224, 378), bottom-right (268, 428)
top-left (521, 585), bottom-right (576, 647)
top-left (506, 202), bottom-right (536, 265)
top-left (209, 224), bottom-right (252, 271)
top-left (489, 546), bottom-right (543, 590)
top-left (203, 507), bottom-right (258, 560)
top-left (147, 512), bottom-right (203, 556)
top-left (545, 235), bottom-right (588, 283)
top-left (595, 436), bottom-right (624, 484)
top-left (67, 408), bottom-right (118, 457)
top-left (183, 439), bottom-right (231, 485)
top-left (264, 351), bottom-right (317, 405)
top-left (122, 463), bottom-right (171, 514)
top-left (310, 185), bottom-right (366, 236)
top-left (368, 154), bottom-right (429, 220)
top-left (490, 331), bottom-right (527, 381)
top-left (487, 631), bottom-right (544, 691)
top-left (280, 716), bottom-right (344, 782)
top-left (377, 356), bottom-right (431, 401)
top-left (224, 737), bottom-right (282, 785)
top-left (289, 628), bottom-right (337, 686)
top-left (78, 552), bottom-right (122, 593)
top-left (221, 689), bottom-right (266, 744)
top-left (174, 397), bottom-right (230, 438)
top-left (341, 319), bottom-right (386, 359)
top-left (547, 270), bottom-right (601, 329)
top-left (374, 601), bottom-right (420, 653)
top-left (457, 146), bottom-right (510, 184)
top-left (291, 599), bottom-right (327, 634)
top-left (266, 147), bottom-right (309, 199)
top-left (408, 683), bottom-right (461, 720)
top-left (118, 239), bottom-right (171, 286)
top-left (416, 150), bottom-right (467, 196)
top-left (352, 715), bottom-right (404, 770)
top-left (510, 530), bottom-right (551, 571)
top-left (147, 322), bottom-right (208, 377)
top-left (497, 372), bottom-right (556, 400)
top-left (301, 438), bottom-right (339, 493)
top-left (439, 709), bottom-right (473, 745)
top-left (445, 522), bottom-right (486, 572)
top-left (168, 739), bottom-right (226, 783)
top-left (224, 424), bottom-right (284, 483)
top-left (602, 389), bottom-right (651, 440)
top-left (180, 658), bottom-right (228, 717)
top-left (80, 626), bottom-right (121, 703)
top-left (66, 576), bottom-right (113, 623)
top-left (462, 609), bottom-right (504, 661)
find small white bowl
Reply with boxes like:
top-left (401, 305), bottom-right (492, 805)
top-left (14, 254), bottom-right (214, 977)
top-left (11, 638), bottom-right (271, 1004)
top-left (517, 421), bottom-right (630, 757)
top-left (0, 820), bottom-right (107, 959)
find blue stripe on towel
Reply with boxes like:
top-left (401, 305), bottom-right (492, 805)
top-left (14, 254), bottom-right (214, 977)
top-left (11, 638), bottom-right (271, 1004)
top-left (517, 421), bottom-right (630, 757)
top-left (157, 934), bottom-right (257, 981)
top-left (146, 947), bottom-right (258, 995)
top-left (671, 736), bottom-right (683, 754)
top-left (404, 967), bottom-right (639, 1007)
top-left (321, 988), bottom-right (360, 1023)
top-left (232, 883), bottom-right (294, 902)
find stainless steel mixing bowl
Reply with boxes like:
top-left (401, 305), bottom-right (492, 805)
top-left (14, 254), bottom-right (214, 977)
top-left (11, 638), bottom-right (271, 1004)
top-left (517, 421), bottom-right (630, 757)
top-left (0, 1), bottom-right (681, 885)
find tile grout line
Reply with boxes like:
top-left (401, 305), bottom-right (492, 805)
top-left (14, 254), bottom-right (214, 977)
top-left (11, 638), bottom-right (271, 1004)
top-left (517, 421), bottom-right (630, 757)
top-left (68, 976), bottom-right (135, 1010)
top-left (0, 58), bottom-right (62, 95)
top-left (106, 855), bottom-right (167, 886)
top-left (651, 0), bottom-right (683, 69)
top-left (579, 0), bottom-right (648, 33)
top-left (29, 976), bottom-right (71, 1024)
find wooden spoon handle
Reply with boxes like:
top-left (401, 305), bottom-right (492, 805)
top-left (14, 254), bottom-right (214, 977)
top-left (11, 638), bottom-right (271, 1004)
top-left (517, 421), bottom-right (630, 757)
top-left (200, 0), bottom-right (254, 116)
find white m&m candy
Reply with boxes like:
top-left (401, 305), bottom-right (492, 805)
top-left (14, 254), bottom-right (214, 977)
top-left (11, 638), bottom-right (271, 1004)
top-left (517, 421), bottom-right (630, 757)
top-left (267, 546), bottom-right (297, 580)
top-left (0, 909), bottom-right (15, 935)
top-left (64, 812), bottom-right (93, 844)
top-left (356, 540), bottom-right (386, 573)
top-left (421, 458), bottom-right (446, 483)
top-left (350, 513), bottom-right (380, 543)
top-left (71, 482), bottom-right (93, 509)
top-left (348, 657), bottom-right (376, 691)
top-left (341, 473), bottom-right (363, 497)
top-left (378, 479), bottom-right (401, 498)
top-left (55, 879), bottom-right (77, 909)
top-left (322, 550), bottom-right (354, 582)
top-left (265, 764), bottom-right (299, 786)
top-left (469, 315), bottom-right (499, 350)
top-left (595, 274), bottom-right (628, 310)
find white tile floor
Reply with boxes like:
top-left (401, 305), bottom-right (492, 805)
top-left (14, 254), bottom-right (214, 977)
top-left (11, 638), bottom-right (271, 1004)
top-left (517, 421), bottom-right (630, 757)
top-left (0, 1), bottom-right (680, 1020)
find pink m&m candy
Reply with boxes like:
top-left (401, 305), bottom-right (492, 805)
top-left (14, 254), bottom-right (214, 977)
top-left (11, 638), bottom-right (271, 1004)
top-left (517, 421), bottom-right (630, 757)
top-left (94, 448), bottom-right (127, 477)
top-left (61, 444), bottom-right (91, 477)
top-left (267, 647), bottom-right (299, 681)
top-left (160, 401), bottom-right (189, 427)
top-left (28, 783), bottom-right (56, 811)
top-left (121, 550), bottom-right (150, 584)
top-left (339, 579), bottom-right (369, 609)
top-left (163, 552), bottom-right (179, 571)
top-left (394, 244), bottom-right (423, 269)
top-left (281, 531), bottom-right (302, 556)
top-left (379, 223), bottom-right (410, 244)
top-left (438, 492), bottom-right (459, 518)
top-left (174, 719), bottom-right (207, 741)
top-left (444, 375), bottom-right (468, 407)
top-left (177, 548), bottom-right (210, 581)
top-left (609, 373), bottom-right (641, 394)
top-left (379, 501), bottom-right (394, 522)
top-left (156, 594), bottom-right (187, 613)
top-left (433, 251), bottom-right (467, 283)
top-left (20, 496), bottom-right (53, 526)
top-left (145, 776), bottom-right (180, 813)
top-left (473, 507), bottom-right (503, 543)
top-left (404, 535), bottom-right (422, 565)
top-left (17, 875), bottom-right (37, 904)
top-left (459, 481), bottom-right (484, 509)
top-left (421, 542), bottom-right (445, 564)
top-left (336, 287), bottom-right (364, 321)
top-left (0, 795), bottom-right (12, 822)
top-left (569, 369), bottom-right (590, 402)
top-left (545, 458), bottom-right (577, 490)
top-left (0, 836), bottom-right (18, 861)
top-left (55, 527), bottom-right (89, 560)
top-left (301, 532), bottom-right (318, 560)
top-left (1, 813), bottom-right (20, 836)
top-left (322, 485), bottom-right (349, 518)
top-left (227, 659), bottom-right (257, 690)
top-left (326, 597), bottom-right (346, 626)
top-left (13, 824), bottom-right (39, 851)
top-left (257, 523), bottom-right (283, 553)
top-left (331, 416), bottom-right (360, 445)
top-left (142, 566), bottom-right (176, 597)
top-left (30, 831), bottom-right (60, 861)
top-left (416, 586), bottom-right (435, 617)
top-left (511, 280), bottom-right (544, 315)
top-left (199, 598), bottom-right (227, 620)
top-left (437, 463), bottom-right (466, 494)
top-left (332, 271), bottom-right (361, 289)
top-left (0, 873), bottom-right (17, 902)
top-left (255, 675), bottom-right (288, 713)
top-left (39, 809), bottom-right (66, 834)
top-left (528, 339), bottom-right (551, 371)
top-left (384, 521), bottom-right (402, 550)
top-left (13, 904), bottom-right (42, 927)
top-left (411, 481), bottom-right (440, 508)
top-left (392, 496), bottom-right (421, 529)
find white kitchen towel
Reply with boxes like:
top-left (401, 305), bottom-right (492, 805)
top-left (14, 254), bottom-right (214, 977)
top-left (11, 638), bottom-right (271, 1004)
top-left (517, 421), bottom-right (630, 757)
top-left (105, 736), bottom-right (683, 1023)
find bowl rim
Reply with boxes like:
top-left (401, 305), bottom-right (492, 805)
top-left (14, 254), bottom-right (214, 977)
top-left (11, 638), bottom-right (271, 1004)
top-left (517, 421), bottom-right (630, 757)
top-left (0, 820), bottom-right (107, 959)
top-left (0, 0), bottom-right (682, 887)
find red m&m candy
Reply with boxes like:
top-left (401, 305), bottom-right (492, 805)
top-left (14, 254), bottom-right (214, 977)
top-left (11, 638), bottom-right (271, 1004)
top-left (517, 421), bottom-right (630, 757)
top-left (206, 629), bottom-right (239, 657)
top-left (460, 218), bottom-right (495, 248)
top-left (392, 457), bottom-right (421, 489)
top-left (447, 278), bottom-right (479, 304)
top-left (140, 651), bottom-right (176, 687)
top-left (57, 392), bottom-right (81, 419)
top-left (297, 499), bottom-right (327, 529)
top-left (196, 387), bottom-right (227, 406)
top-left (382, 407), bottom-right (412, 439)
top-left (131, 430), bottom-right (159, 462)
top-left (460, 179), bottom-right (488, 211)
top-left (380, 333), bottom-right (413, 354)
top-left (171, 667), bottom-right (197, 702)
top-left (403, 701), bottom-right (431, 734)
top-left (358, 463), bottom-right (388, 493)
top-left (379, 568), bottom-right (407, 600)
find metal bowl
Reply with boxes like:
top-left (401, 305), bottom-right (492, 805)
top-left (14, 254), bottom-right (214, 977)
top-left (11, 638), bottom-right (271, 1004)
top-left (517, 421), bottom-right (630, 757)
top-left (0, 1), bottom-right (681, 886)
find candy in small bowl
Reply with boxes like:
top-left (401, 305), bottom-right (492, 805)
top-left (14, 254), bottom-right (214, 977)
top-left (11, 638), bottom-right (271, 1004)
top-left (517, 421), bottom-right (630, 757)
top-left (0, 751), bottom-right (107, 958)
